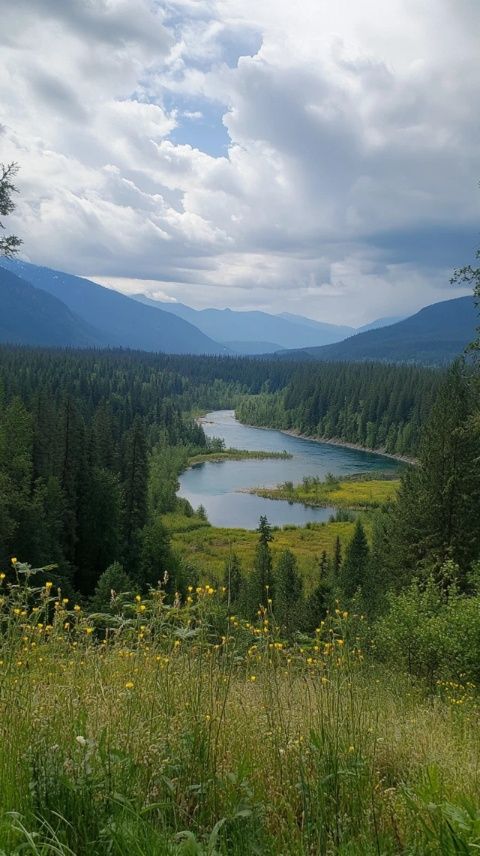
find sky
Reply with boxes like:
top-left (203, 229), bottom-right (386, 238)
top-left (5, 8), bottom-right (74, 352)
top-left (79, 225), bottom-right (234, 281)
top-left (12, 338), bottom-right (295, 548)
top-left (0, 0), bottom-right (478, 325)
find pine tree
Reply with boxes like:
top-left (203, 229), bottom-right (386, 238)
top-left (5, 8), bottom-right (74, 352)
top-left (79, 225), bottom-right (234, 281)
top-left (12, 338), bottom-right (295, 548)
top-left (91, 562), bottom-right (134, 613)
top-left (274, 549), bottom-right (303, 637)
top-left (247, 516), bottom-right (274, 615)
top-left (304, 550), bottom-right (333, 632)
top-left (139, 518), bottom-right (174, 590)
top-left (391, 363), bottom-right (480, 588)
top-left (122, 416), bottom-right (148, 572)
top-left (333, 536), bottom-right (342, 578)
top-left (340, 519), bottom-right (370, 599)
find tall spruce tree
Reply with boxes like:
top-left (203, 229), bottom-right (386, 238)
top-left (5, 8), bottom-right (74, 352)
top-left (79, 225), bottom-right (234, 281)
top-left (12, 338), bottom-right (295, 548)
top-left (391, 363), bottom-right (480, 587)
top-left (247, 516), bottom-right (274, 615)
top-left (305, 549), bottom-right (334, 632)
top-left (122, 416), bottom-right (148, 573)
top-left (340, 519), bottom-right (370, 599)
top-left (274, 549), bottom-right (304, 637)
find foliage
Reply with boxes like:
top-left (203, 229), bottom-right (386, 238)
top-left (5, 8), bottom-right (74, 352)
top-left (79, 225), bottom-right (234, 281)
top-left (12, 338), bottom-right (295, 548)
top-left (388, 362), bottom-right (480, 588)
top-left (339, 519), bottom-right (370, 599)
top-left (0, 162), bottom-right (22, 257)
top-left (236, 361), bottom-right (442, 457)
top-left (374, 572), bottom-right (480, 688)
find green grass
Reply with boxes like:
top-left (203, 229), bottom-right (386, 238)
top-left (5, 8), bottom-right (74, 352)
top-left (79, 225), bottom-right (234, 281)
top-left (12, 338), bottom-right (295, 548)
top-left (165, 512), bottom-right (357, 589)
top-left (0, 572), bottom-right (479, 855)
top-left (248, 476), bottom-right (400, 509)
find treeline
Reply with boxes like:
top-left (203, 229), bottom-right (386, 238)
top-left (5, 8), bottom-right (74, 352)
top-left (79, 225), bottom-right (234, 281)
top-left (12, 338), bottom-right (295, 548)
top-left (236, 361), bottom-right (443, 456)
top-left (0, 347), bottom-right (212, 595)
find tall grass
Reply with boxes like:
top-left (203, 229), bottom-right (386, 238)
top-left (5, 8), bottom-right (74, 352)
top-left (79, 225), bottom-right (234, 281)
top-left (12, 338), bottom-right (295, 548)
top-left (0, 563), bottom-right (479, 854)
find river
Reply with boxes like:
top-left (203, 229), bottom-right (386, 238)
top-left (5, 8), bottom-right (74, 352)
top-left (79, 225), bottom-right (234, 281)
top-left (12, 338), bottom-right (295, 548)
top-left (178, 410), bottom-right (399, 529)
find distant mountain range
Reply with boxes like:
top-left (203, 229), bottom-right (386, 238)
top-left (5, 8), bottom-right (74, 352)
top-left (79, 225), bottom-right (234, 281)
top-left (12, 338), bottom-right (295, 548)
top-left (0, 259), bottom-right (475, 364)
top-left (280, 296), bottom-right (477, 365)
top-left (0, 267), bottom-right (102, 347)
top-left (0, 260), bottom-right (227, 355)
top-left (133, 295), bottom-right (354, 352)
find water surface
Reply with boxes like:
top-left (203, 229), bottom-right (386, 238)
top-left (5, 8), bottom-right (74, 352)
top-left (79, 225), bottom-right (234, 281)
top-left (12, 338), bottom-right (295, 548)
top-left (178, 410), bottom-right (399, 529)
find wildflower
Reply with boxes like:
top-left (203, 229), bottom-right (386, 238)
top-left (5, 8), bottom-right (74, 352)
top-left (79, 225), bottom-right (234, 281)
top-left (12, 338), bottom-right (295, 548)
top-left (135, 595), bottom-right (141, 603)
top-left (76, 735), bottom-right (87, 747)
top-left (249, 675), bottom-right (257, 682)
top-left (45, 581), bottom-right (53, 590)
top-left (0, 573), bottom-right (5, 581)
top-left (11, 557), bottom-right (17, 565)
top-left (85, 626), bottom-right (94, 635)
top-left (125, 681), bottom-right (134, 689)
top-left (74, 605), bottom-right (81, 612)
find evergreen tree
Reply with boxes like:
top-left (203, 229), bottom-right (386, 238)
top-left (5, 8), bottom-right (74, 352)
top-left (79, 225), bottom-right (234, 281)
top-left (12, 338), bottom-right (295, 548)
top-left (247, 516), bottom-right (274, 615)
top-left (333, 536), bottom-right (342, 578)
top-left (75, 467), bottom-right (124, 595)
top-left (304, 550), bottom-right (333, 632)
top-left (391, 363), bottom-right (480, 588)
top-left (122, 416), bottom-right (148, 572)
top-left (0, 162), bottom-right (22, 257)
top-left (91, 563), bottom-right (134, 613)
top-left (340, 519), bottom-right (370, 599)
top-left (139, 518), bottom-right (174, 590)
top-left (274, 549), bottom-right (304, 637)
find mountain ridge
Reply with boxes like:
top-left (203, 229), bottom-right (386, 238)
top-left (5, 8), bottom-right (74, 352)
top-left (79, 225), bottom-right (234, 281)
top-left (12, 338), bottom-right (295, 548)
top-left (277, 296), bottom-right (476, 365)
top-left (1, 260), bottom-right (228, 355)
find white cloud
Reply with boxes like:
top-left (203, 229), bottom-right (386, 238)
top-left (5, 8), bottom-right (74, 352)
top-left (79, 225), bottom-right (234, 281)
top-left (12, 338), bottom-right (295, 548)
top-left (0, 0), bottom-right (478, 322)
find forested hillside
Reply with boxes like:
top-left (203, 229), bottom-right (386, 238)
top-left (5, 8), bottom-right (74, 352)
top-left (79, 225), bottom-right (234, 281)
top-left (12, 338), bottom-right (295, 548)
top-left (279, 296), bottom-right (476, 365)
top-left (236, 362), bottom-right (441, 457)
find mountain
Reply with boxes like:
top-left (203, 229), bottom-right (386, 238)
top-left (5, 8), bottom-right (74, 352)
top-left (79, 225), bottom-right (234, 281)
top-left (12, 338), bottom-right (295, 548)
top-left (356, 315), bottom-right (406, 333)
top-left (0, 267), bottom-right (105, 347)
top-left (134, 295), bottom-right (353, 351)
top-left (279, 296), bottom-right (477, 365)
top-left (278, 311), bottom-right (355, 335)
top-left (1, 260), bottom-right (228, 355)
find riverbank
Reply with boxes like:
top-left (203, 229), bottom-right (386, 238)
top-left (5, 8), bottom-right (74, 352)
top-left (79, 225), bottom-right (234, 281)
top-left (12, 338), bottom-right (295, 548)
top-left (235, 416), bottom-right (417, 465)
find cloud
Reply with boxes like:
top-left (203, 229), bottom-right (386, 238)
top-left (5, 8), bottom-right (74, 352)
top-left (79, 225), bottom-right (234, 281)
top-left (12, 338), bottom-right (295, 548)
top-left (0, 0), bottom-right (478, 322)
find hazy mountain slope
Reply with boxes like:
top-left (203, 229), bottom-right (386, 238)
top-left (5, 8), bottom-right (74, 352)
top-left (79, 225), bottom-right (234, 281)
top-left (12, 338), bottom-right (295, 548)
top-left (134, 295), bottom-right (353, 350)
top-left (0, 267), bottom-right (104, 347)
top-left (2, 260), bottom-right (227, 355)
top-left (280, 296), bottom-right (477, 365)
top-left (356, 315), bottom-right (406, 333)
top-left (278, 311), bottom-right (355, 336)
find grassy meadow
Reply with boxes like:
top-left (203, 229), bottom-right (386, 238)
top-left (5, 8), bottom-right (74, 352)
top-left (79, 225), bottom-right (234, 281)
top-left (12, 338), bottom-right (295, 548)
top-left (248, 475), bottom-right (401, 510)
top-left (0, 566), bottom-right (479, 855)
top-left (165, 512), bottom-right (357, 589)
